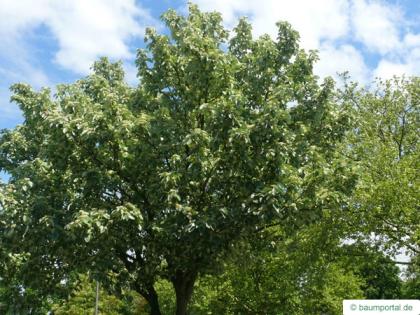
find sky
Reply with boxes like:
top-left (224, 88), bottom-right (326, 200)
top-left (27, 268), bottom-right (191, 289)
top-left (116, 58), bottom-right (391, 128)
top-left (0, 0), bottom-right (419, 130)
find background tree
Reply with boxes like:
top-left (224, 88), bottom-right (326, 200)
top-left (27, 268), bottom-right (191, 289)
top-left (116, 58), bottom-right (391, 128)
top-left (339, 244), bottom-right (402, 299)
top-left (51, 273), bottom-right (147, 315)
top-left (401, 254), bottom-right (420, 299)
top-left (186, 224), bottom-right (365, 315)
top-left (1, 5), bottom-right (354, 314)
top-left (344, 77), bottom-right (419, 255)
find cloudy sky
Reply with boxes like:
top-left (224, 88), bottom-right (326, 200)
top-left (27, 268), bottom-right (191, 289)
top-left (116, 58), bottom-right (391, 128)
top-left (0, 0), bottom-right (419, 130)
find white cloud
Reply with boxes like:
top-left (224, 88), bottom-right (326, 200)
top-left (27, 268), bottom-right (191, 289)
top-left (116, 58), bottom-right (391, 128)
top-left (0, 0), bottom-right (157, 125)
top-left (0, 0), bottom-right (157, 75)
top-left (49, 0), bottom-right (153, 73)
top-left (191, 0), bottom-right (420, 82)
top-left (373, 29), bottom-right (420, 79)
top-left (374, 47), bottom-right (420, 79)
top-left (315, 43), bottom-right (370, 83)
top-left (351, 0), bottom-right (402, 55)
top-left (0, 0), bottom-right (50, 38)
top-left (374, 60), bottom-right (411, 79)
top-left (403, 33), bottom-right (420, 48)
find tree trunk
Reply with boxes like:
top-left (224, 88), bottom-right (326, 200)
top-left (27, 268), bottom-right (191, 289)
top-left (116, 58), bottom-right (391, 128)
top-left (137, 284), bottom-right (162, 315)
top-left (147, 288), bottom-right (162, 315)
top-left (172, 270), bottom-right (197, 315)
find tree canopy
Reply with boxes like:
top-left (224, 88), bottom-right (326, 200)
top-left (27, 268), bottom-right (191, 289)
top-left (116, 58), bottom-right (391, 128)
top-left (345, 77), bottom-right (419, 255)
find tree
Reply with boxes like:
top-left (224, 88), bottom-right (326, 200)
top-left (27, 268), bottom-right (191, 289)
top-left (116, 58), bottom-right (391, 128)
top-left (344, 77), bottom-right (419, 255)
top-left (401, 255), bottom-right (420, 299)
top-left (51, 274), bottom-right (147, 315)
top-left (339, 244), bottom-right (402, 299)
top-left (187, 224), bottom-right (365, 315)
top-left (0, 5), bottom-right (354, 314)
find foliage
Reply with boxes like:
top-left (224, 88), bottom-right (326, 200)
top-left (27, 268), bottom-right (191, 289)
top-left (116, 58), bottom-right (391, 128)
top-left (0, 283), bottom-right (52, 315)
top-left (344, 77), bottom-right (419, 254)
top-left (51, 274), bottom-right (147, 315)
top-left (401, 255), bottom-right (420, 299)
top-left (186, 223), bottom-right (365, 315)
top-left (339, 244), bottom-right (402, 299)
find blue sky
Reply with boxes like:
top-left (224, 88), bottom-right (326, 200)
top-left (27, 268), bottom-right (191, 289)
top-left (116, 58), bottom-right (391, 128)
top-left (0, 0), bottom-right (419, 131)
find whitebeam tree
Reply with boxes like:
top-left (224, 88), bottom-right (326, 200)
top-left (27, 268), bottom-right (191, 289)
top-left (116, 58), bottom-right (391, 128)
top-left (0, 5), bottom-right (354, 315)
